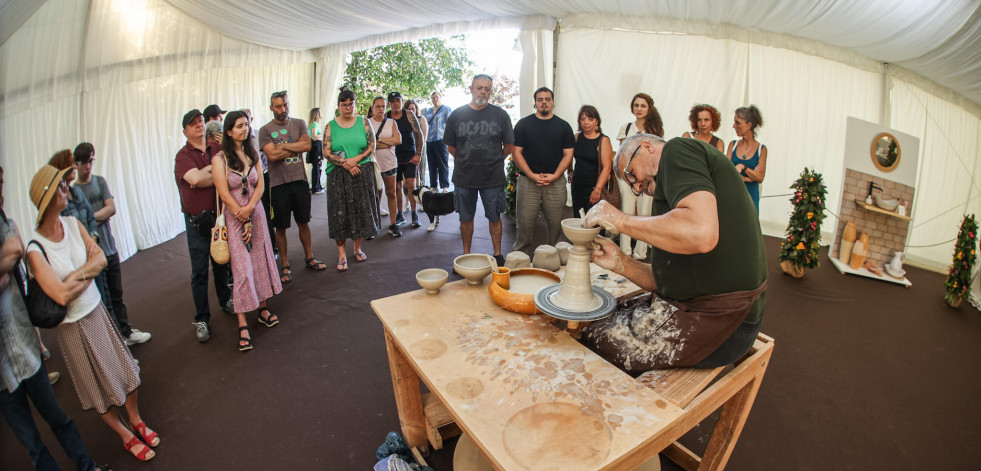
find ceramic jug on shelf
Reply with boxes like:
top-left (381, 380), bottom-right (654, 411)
top-left (849, 232), bottom-right (869, 270)
top-left (839, 222), bottom-right (857, 265)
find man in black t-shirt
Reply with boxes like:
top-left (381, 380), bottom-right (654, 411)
top-left (582, 135), bottom-right (767, 373)
top-left (511, 87), bottom-right (575, 253)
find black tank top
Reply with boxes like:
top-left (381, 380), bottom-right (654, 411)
top-left (387, 111), bottom-right (415, 163)
top-left (572, 132), bottom-right (604, 186)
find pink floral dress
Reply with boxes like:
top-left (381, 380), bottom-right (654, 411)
top-left (226, 165), bottom-right (282, 312)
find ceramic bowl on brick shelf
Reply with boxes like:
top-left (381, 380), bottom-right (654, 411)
top-left (874, 194), bottom-right (899, 211)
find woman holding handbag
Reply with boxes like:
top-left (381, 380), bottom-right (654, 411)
top-left (213, 111), bottom-right (283, 352)
top-left (569, 105), bottom-right (614, 217)
top-left (25, 165), bottom-right (157, 463)
top-left (615, 93), bottom-right (663, 260)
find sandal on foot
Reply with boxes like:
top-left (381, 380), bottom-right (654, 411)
top-left (130, 421), bottom-right (159, 447)
top-left (124, 435), bottom-right (155, 461)
top-left (280, 266), bottom-right (292, 284)
top-left (305, 257), bottom-right (327, 271)
top-left (238, 326), bottom-right (253, 352)
top-left (336, 258), bottom-right (348, 272)
top-left (258, 309), bottom-right (279, 327)
top-left (354, 250), bottom-right (367, 262)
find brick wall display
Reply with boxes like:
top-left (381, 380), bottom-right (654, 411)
top-left (831, 168), bottom-right (915, 266)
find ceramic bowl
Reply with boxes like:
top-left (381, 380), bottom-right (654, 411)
top-left (453, 254), bottom-right (493, 285)
top-left (416, 268), bottom-right (448, 294)
top-left (874, 194), bottom-right (899, 211)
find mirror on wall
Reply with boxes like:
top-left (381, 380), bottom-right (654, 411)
top-left (871, 132), bottom-right (901, 172)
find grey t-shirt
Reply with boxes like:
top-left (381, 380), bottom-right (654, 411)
top-left (443, 104), bottom-right (514, 189)
top-left (74, 175), bottom-right (117, 256)
top-left (258, 117), bottom-right (309, 187)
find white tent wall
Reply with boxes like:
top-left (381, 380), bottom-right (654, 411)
top-left (890, 78), bottom-right (981, 271)
top-left (0, 0), bottom-right (315, 260)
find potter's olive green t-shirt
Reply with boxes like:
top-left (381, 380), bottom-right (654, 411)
top-left (651, 138), bottom-right (767, 323)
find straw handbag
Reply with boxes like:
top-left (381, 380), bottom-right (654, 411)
top-left (210, 192), bottom-right (230, 264)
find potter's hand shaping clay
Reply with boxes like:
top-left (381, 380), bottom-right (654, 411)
top-left (588, 236), bottom-right (625, 273)
top-left (584, 201), bottom-right (625, 235)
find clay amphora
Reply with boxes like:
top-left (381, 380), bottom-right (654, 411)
top-left (839, 221), bottom-right (857, 264)
top-left (849, 232), bottom-right (869, 270)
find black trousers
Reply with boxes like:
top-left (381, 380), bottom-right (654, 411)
top-left (184, 214), bottom-right (231, 324)
top-left (95, 253), bottom-right (131, 336)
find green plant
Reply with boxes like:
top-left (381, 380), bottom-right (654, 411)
top-left (342, 37), bottom-right (472, 111)
top-left (505, 156), bottom-right (518, 219)
top-left (778, 168), bottom-right (828, 269)
top-left (944, 214), bottom-right (978, 305)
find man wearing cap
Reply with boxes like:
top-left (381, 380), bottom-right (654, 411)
top-left (259, 90), bottom-right (325, 283)
top-left (203, 104), bottom-right (225, 125)
top-left (174, 109), bottom-right (233, 343)
top-left (73, 143), bottom-right (151, 346)
top-left (386, 92), bottom-right (424, 229)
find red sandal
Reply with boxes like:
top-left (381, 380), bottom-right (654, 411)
top-left (124, 435), bottom-right (155, 461)
top-left (130, 421), bottom-right (160, 447)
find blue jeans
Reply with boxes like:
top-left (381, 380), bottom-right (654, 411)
top-left (426, 140), bottom-right (450, 189)
top-left (0, 364), bottom-right (96, 471)
top-left (184, 214), bottom-right (232, 324)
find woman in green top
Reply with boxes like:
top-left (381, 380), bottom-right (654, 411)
top-left (324, 87), bottom-right (380, 271)
top-left (308, 108), bottom-right (324, 193)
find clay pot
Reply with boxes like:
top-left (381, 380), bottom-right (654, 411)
top-left (555, 242), bottom-right (572, 265)
top-left (946, 295), bottom-right (963, 309)
top-left (839, 222), bottom-right (857, 265)
top-left (849, 233), bottom-right (869, 270)
top-left (532, 245), bottom-right (561, 272)
top-left (504, 251), bottom-right (531, 270)
top-left (780, 260), bottom-right (805, 278)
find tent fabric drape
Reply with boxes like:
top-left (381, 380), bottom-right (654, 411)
top-left (1, 0), bottom-right (315, 260)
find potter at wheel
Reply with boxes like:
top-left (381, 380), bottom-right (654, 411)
top-left (534, 218), bottom-right (617, 322)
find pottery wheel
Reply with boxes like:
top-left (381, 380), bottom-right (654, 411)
top-left (534, 283), bottom-right (617, 322)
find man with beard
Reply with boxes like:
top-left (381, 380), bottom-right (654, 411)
top-left (442, 74), bottom-right (515, 266)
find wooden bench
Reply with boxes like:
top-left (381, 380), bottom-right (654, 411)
top-left (420, 333), bottom-right (774, 471)
top-left (636, 333), bottom-right (775, 471)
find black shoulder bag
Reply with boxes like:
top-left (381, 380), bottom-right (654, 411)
top-left (25, 240), bottom-right (69, 328)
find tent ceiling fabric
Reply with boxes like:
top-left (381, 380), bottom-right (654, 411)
top-left (155, 0), bottom-right (981, 106)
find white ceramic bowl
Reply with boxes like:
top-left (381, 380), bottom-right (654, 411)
top-left (416, 268), bottom-right (448, 294)
top-left (874, 194), bottom-right (899, 211)
top-left (453, 254), bottom-right (493, 285)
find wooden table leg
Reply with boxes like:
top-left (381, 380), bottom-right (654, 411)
top-left (697, 357), bottom-right (770, 470)
top-left (385, 332), bottom-right (429, 449)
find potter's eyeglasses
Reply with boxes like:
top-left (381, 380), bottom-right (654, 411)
top-left (622, 145), bottom-right (643, 197)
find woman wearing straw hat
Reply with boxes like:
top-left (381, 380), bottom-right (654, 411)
top-left (25, 165), bottom-right (158, 462)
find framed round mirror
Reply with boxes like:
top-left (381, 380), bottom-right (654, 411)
top-left (871, 132), bottom-right (901, 172)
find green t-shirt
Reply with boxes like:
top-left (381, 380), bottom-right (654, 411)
top-left (651, 138), bottom-right (767, 323)
top-left (325, 116), bottom-right (370, 175)
top-left (309, 121), bottom-right (321, 137)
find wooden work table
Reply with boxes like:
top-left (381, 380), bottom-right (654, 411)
top-left (373, 266), bottom-right (688, 470)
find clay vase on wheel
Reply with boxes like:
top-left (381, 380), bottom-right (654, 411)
top-left (839, 221), bottom-right (856, 265)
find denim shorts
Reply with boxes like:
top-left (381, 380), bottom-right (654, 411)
top-left (454, 186), bottom-right (505, 223)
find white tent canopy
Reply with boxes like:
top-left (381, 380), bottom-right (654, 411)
top-left (1, 0), bottom-right (979, 271)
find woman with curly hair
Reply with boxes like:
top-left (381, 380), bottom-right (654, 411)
top-left (615, 93), bottom-right (663, 259)
top-left (682, 104), bottom-right (725, 153)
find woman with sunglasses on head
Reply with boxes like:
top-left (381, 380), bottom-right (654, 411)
top-left (682, 104), bottom-right (725, 154)
top-left (26, 165), bottom-right (156, 463)
top-left (616, 93), bottom-right (663, 260)
top-left (726, 105), bottom-right (766, 213)
top-left (212, 111), bottom-right (283, 352)
top-left (324, 87), bottom-right (380, 271)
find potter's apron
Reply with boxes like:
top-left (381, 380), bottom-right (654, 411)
top-left (582, 281), bottom-right (766, 373)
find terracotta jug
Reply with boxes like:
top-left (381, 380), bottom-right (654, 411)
top-left (839, 222), bottom-right (857, 264)
top-left (491, 266), bottom-right (511, 290)
top-left (849, 232), bottom-right (869, 270)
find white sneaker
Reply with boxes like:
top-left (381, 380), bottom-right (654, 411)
top-left (125, 329), bottom-right (152, 346)
top-left (380, 208), bottom-right (389, 216)
top-left (427, 221), bottom-right (437, 232)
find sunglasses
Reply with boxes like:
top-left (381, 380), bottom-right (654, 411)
top-left (271, 90), bottom-right (287, 99)
top-left (240, 176), bottom-right (248, 196)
